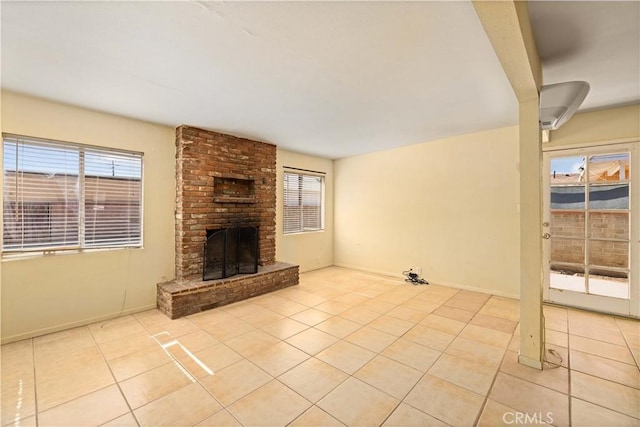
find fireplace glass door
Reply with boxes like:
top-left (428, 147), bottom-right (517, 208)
top-left (238, 226), bottom-right (259, 274)
top-left (204, 226), bottom-right (258, 280)
top-left (225, 227), bottom-right (239, 278)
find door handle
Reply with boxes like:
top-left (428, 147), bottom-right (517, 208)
top-left (543, 233), bottom-right (551, 239)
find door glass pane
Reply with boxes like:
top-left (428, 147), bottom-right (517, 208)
top-left (551, 186), bottom-right (585, 209)
top-left (588, 268), bottom-right (629, 299)
top-left (588, 240), bottom-right (629, 269)
top-left (551, 238), bottom-right (585, 265)
top-left (589, 212), bottom-right (628, 239)
top-left (588, 184), bottom-right (629, 210)
top-left (588, 153), bottom-right (630, 182)
top-left (550, 211), bottom-right (585, 238)
top-left (550, 156), bottom-right (585, 183)
top-left (550, 262), bottom-right (586, 292)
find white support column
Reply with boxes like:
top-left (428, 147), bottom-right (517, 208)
top-left (473, 0), bottom-right (544, 368)
top-left (518, 98), bottom-right (544, 369)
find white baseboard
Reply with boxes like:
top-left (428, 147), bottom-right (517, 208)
top-left (332, 263), bottom-right (520, 300)
top-left (1, 303), bottom-right (157, 344)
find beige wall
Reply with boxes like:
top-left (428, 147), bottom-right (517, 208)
top-left (545, 104), bottom-right (640, 149)
top-left (276, 149), bottom-right (334, 272)
top-left (1, 91), bottom-right (176, 343)
top-left (334, 126), bottom-right (521, 297)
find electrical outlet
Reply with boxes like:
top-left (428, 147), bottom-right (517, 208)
top-left (414, 267), bottom-right (422, 275)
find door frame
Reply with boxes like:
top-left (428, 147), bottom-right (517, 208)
top-left (542, 142), bottom-right (639, 318)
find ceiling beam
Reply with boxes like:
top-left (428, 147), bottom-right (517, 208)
top-left (472, 0), bottom-right (542, 101)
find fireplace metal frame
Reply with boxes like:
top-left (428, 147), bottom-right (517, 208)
top-left (203, 226), bottom-right (259, 281)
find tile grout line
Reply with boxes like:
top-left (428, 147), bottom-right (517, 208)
top-left (480, 307), bottom-right (574, 422)
top-left (229, 278), bottom-right (632, 424)
top-left (198, 289), bottom-right (354, 426)
top-left (135, 316), bottom-right (234, 427)
top-left (316, 287), bottom-right (444, 426)
top-left (284, 279), bottom-right (506, 425)
top-left (30, 325), bottom-right (142, 425)
top-left (567, 338), bottom-right (638, 368)
top-left (185, 340), bottom-right (259, 425)
top-left (567, 310), bottom-right (640, 423)
top-left (615, 317), bottom-right (640, 370)
top-left (567, 307), bottom-right (640, 412)
top-left (191, 301), bottom-right (348, 425)
top-left (285, 404), bottom-right (345, 427)
top-left (567, 316), bottom-right (640, 421)
top-left (275, 285), bottom-right (452, 426)
top-left (186, 295), bottom-right (325, 420)
top-left (30, 337), bottom-right (39, 427)
top-left (31, 327), bottom-right (119, 420)
top-left (379, 288), bottom-right (488, 427)
top-left (263, 286), bottom-right (411, 424)
top-left (468, 297), bottom-right (512, 427)
top-left (88, 321), bottom-right (142, 427)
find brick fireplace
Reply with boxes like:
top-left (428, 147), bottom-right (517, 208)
top-left (157, 126), bottom-right (299, 319)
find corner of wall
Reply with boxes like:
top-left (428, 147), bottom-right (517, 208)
top-left (333, 126), bottom-right (521, 297)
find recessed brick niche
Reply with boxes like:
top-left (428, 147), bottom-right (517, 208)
top-left (157, 126), bottom-right (298, 319)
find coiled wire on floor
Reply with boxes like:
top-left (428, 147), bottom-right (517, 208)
top-left (402, 270), bottom-right (429, 285)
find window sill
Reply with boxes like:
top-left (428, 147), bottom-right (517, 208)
top-left (283, 229), bottom-right (325, 236)
top-left (1, 246), bottom-right (143, 261)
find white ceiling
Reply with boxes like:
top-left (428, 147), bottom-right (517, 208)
top-left (1, 2), bottom-right (638, 159)
top-left (1, 1), bottom-right (517, 159)
top-left (528, 0), bottom-right (640, 112)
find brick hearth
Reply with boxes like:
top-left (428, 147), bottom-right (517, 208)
top-left (157, 262), bottom-right (299, 319)
top-left (157, 126), bottom-right (299, 318)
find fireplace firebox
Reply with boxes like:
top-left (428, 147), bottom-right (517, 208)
top-left (204, 226), bottom-right (258, 280)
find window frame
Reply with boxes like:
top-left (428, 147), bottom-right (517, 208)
top-left (283, 169), bottom-right (325, 235)
top-left (2, 134), bottom-right (144, 254)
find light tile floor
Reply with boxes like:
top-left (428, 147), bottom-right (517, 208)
top-left (1, 267), bottom-right (639, 426)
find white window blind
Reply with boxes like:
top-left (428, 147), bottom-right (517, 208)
top-left (283, 171), bottom-right (324, 234)
top-left (3, 135), bottom-right (143, 252)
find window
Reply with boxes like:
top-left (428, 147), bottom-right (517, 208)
top-left (283, 171), bottom-right (324, 234)
top-left (3, 135), bottom-right (143, 252)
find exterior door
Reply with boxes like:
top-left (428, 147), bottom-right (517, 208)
top-left (543, 143), bottom-right (639, 318)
